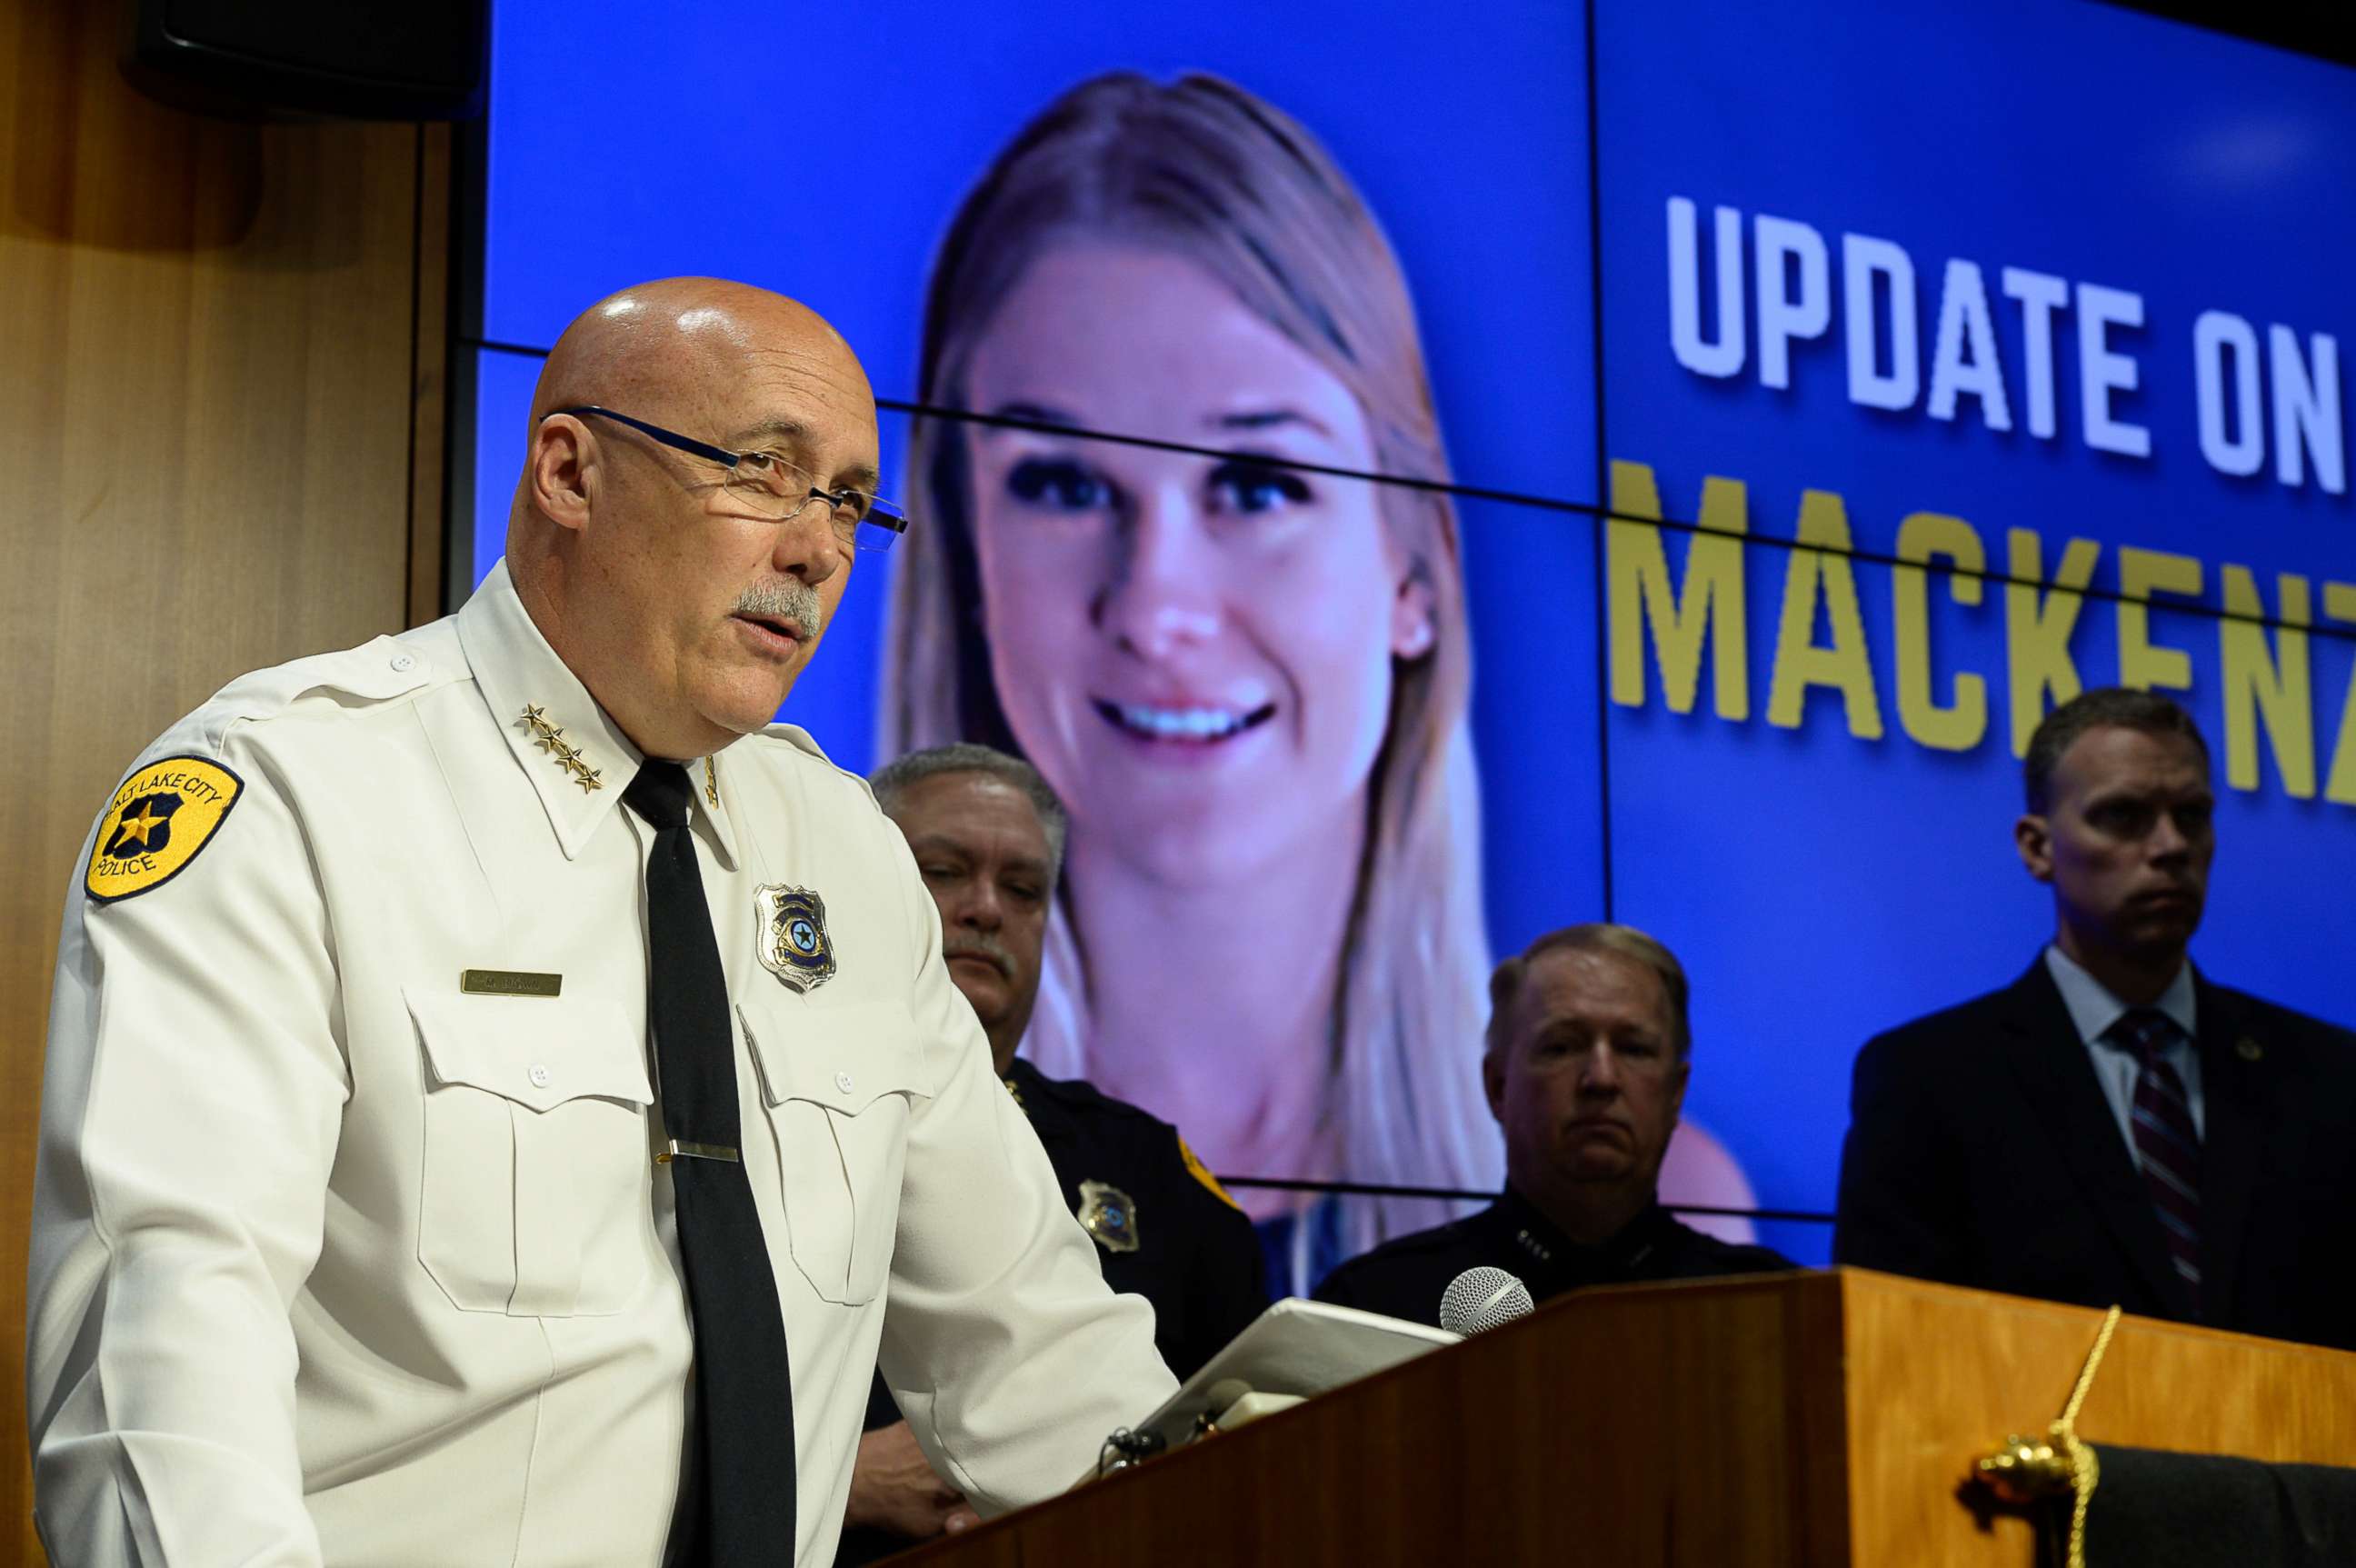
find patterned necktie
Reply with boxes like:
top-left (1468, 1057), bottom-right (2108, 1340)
top-left (624, 762), bottom-right (797, 1565)
top-left (2111, 1008), bottom-right (2201, 1313)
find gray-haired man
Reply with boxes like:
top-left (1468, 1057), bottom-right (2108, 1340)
top-left (837, 745), bottom-right (1266, 1563)
top-left (1315, 924), bottom-right (1792, 1327)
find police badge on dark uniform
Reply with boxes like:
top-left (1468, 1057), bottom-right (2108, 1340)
top-left (754, 884), bottom-right (837, 992)
top-left (1075, 1179), bottom-right (1140, 1253)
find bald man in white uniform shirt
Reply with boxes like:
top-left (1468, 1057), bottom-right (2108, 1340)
top-left (26, 279), bottom-right (1174, 1566)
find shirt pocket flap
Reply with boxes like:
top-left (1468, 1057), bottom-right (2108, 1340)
top-left (738, 999), bottom-right (934, 1115)
top-left (407, 989), bottom-right (654, 1114)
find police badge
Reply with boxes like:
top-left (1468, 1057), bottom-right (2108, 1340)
top-left (1075, 1180), bottom-right (1140, 1254)
top-left (754, 884), bottom-right (838, 992)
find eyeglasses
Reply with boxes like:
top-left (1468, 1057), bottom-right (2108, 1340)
top-left (548, 405), bottom-right (909, 554)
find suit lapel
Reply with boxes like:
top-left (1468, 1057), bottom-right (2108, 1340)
top-left (1992, 958), bottom-right (2185, 1313)
top-left (2191, 974), bottom-right (2265, 1326)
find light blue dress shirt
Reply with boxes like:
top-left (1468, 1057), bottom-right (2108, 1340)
top-left (2042, 945), bottom-right (2206, 1161)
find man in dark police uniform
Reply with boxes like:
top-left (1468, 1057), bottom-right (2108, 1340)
top-left (837, 744), bottom-right (1267, 1560)
top-left (1835, 689), bottom-right (2356, 1349)
top-left (1317, 925), bottom-right (1790, 1327)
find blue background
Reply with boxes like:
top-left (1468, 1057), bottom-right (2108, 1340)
top-left (467, 0), bottom-right (2356, 1263)
top-left (1595, 0), bottom-right (2356, 1257)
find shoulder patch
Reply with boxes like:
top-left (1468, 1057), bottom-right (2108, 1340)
top-left (1178, 1135), bottom-right (1244, 1213)
top-left (85, 755), bottom-right (244, 904)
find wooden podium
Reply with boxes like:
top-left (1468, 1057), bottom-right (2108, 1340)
top-left (900, 1267), bottom-right (2356, 1566)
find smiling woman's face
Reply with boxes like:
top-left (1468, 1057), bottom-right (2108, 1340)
top-left (961, 247), bottom-right (1433, 885)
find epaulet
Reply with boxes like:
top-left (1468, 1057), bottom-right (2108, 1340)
top-left (1020, 1065), bottom-right (1162, 1125)
top-left (188, 634), bottom-right (436, 748)
top-left (1015, 1067), bottom-right (1244, 1211)
top-left (757, 721), bottom-right (880, 807)
top-left (1313, 1218), bottom-right (1476, 1306)
top-left (1346, 1214), bottom-right (1481, 1265)
top-left (1661, 1213), bottom-right (1799, 1273)
top-left (1710, 1239), bottom-right (1802, 1273)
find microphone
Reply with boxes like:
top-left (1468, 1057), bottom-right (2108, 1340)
top-left (1438, 1266), bottom-right (1534, 1335)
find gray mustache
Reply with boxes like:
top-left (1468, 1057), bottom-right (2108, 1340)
top-left (734, 580), bottom-right (824, 642)
top-left (943, 935), bottom-right (1014, 981)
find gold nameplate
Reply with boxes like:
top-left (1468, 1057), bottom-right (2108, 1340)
top-left (461, 968), bottom-right (563, 998)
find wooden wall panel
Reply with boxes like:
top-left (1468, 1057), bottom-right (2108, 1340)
top-left (0, 3), bottom-right (448, 1560)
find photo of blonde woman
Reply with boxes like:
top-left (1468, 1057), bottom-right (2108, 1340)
top-left (880, 71), bottom-right (1756, 1288)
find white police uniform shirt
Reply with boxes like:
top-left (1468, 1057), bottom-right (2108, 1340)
top-left (27, 559), bottom-right (1175, 1566)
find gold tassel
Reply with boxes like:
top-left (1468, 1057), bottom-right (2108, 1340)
top-left (1974, 1303), bottom-right (2121, 1568)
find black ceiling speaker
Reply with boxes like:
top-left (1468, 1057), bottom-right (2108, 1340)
top-left (123, 0), bottom-right (489, 121)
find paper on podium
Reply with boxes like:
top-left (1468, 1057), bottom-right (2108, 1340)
top-left (1133, 1297), bottom-right (1458, 1448)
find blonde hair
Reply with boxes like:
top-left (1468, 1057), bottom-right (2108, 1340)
top-left (878, 72), bottom-right (1498, 1253)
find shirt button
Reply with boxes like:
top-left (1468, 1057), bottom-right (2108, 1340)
top-left (834, 1071), bottom-right (854, 1094)
top-left (529, 1064), bottom-right (552, 1088)
top-left (389, 652), bottom-right (416, 672)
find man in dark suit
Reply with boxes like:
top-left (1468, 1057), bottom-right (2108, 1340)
top-left (1317, 924), bottom-right (1791, 1327)
top-left (1835, 688), bottom-right (2356, 1350)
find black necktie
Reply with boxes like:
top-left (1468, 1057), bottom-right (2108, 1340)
top-left (624, 761), bottom-right (796, 1564)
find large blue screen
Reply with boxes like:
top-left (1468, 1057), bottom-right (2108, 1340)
top-left (466, 0), bottom-right (2356, 1267)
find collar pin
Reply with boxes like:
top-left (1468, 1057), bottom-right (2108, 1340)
top-left (519, 704), bottom-right (604, 793)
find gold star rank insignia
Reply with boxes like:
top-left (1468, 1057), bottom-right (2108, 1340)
top-left (85, 755), bottom-right (244, 904)
top-left (519, 704), bottom-right (603, 792)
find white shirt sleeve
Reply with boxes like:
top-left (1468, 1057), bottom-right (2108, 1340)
top-left (27, 729), bottom-right (345, 1566)
top-left (868, 839), bottom-right (1177, 1516)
